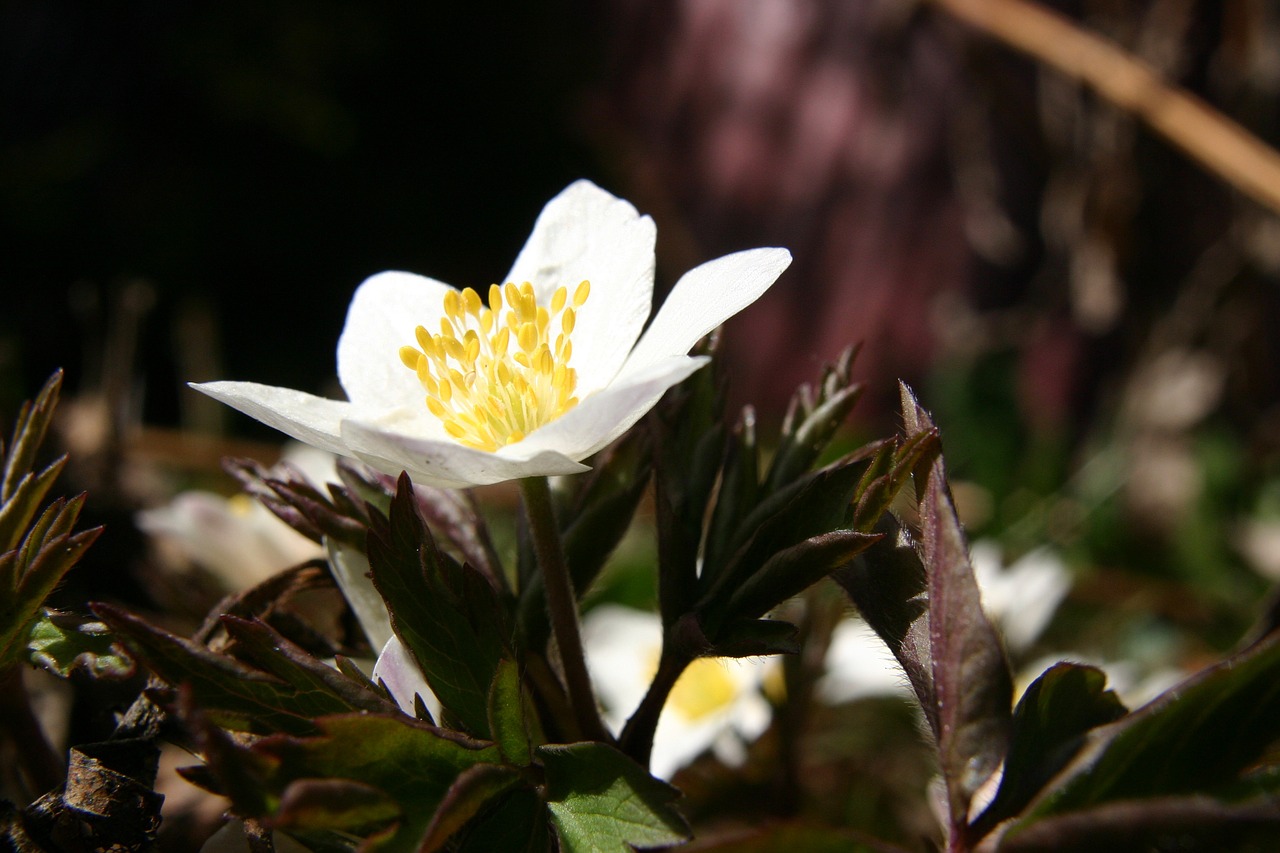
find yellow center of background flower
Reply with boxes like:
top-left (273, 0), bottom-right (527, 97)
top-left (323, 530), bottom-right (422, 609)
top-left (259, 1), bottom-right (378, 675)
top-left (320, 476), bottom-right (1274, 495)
top-left (399, 280), bottom-right (590, 452)
top-left (668, 657), bottom-right (739, 722)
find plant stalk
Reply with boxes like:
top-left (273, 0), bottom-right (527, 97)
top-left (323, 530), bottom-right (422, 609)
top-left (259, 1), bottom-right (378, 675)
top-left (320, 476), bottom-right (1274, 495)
top-left (519, 477), bottom-right (609, 742)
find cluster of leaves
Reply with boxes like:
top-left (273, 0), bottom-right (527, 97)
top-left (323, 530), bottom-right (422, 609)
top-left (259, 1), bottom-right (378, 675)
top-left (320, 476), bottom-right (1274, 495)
top-left (8, 354), bottom-right (1280, 852)
top-left (83, 341), bottom-right (931, 852)
top-left (835, 385), bottom-right (1280, 850)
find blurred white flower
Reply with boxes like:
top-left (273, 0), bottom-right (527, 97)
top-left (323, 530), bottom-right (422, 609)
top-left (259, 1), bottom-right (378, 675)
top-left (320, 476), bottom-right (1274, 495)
top-left (193, 180), bottom-right (790, 489)
top-left (969, 541), bottom-right (1072, 654)
top-left (136, 444), bottom-right (335, 590)
top-left (581, 605), bottom-right (775, 780)
top-left (820, 540), bottom-right (1072, 705)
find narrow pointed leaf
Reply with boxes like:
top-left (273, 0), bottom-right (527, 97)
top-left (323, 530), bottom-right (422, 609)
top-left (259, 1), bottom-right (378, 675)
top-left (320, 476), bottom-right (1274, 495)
top-left (901, 382), bottom-right (1012, 825)
top-left (2, 370), bottom-right (61, 503)
top-left (724, 529), bottom-right (880, 622)
top-left (416, 763), bottom-right (523, 852)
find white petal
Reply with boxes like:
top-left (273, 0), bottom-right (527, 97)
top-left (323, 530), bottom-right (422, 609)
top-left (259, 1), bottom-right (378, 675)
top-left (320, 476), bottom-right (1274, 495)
top-left (337, 270), bottom-right (457, 408)
top-left (515, 355), bottom-right (707, 461)
top-left (339, 417), bottom-right (589, 488)
top-left (505, 180), bottom-right (657, 394)
top-left (190, 381), bottom-right (354, 457)
top-left (623, 248), bottom-right (792, 375)
top-left (372, 635), bottom-right (441, 719)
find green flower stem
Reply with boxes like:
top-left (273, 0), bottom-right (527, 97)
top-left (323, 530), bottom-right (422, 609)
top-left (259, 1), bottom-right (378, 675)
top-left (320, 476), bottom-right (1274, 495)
top-left (519, 476), bottom-right (609, 743)
top-left (619, 646), bottom-right (690, 767)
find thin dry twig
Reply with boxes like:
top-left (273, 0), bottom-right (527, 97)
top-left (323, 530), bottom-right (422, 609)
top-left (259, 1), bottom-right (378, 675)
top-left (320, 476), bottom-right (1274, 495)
top-left (928, 0), bottom-right (1280, 213)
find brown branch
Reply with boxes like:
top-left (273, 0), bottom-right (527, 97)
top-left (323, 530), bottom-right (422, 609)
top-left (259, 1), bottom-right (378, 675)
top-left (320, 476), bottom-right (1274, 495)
top-left (928, 0), bottom-right (1280, 213)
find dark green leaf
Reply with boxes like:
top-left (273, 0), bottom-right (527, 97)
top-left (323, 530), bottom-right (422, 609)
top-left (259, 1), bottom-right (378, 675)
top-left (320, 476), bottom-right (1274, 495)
top-left (487, 658), bottom-right (534, 766)
top-left (94, 603), bottom-right (391, 735)
top-left (540, 742), bottom-right (690, 852)
top-left (652, 334), bottom-right (727, 624)
top-left (833, 515), bottom-right (935, 732)
top-left (1, 370), bottom-right (61, 504)
top-left (699, 453), bottom-right (867, 635)
top-left (274, 779), bottom-right (401, 833)
top-left (701, 407), bottom-right (761, 578)
top-left (194, 710), bottom-right (503, 853)
top-left (0, 455), bottom-right (66, 555)
top-left (723, 529), bottom-right (880, 622)
top-left (902, 382), bottom-right (1012, 826)
top-left (997, 795), bottom-right (1280, 852)
top-left (764, 344), bottom-right (864, 494)
top-left (1027, 631), bottom-right (1280, 817)
top-left (366, 473), bottom-right (509, 738)
top-left (26, 609), bottom-right (136, 679)
top-left (454, 787), bottom-right (551, 853)
top-left (972, 663), bottom-right (1126, 837)
top-left (416, 763), bottom-right (523, 852)
top-left (709, 618), bottom-right (800, 658)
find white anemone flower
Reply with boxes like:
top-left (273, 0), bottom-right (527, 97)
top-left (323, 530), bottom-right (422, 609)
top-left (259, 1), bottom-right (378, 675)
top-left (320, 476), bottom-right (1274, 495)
top-left (193, 181), bottom-right (791, 488)
top-left (582, 605), bottom-right (775, 781)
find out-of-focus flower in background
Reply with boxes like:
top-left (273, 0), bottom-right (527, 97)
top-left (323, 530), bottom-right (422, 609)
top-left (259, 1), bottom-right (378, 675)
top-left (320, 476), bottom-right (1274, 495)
top-left (136, 444), bottom-right (335, 590)
top-left (582, 605), bottom-right (775, 780)
top-left (819, 539), bottom-right (1071, 705)
top-left (193, 180), bottom-right (790, 488)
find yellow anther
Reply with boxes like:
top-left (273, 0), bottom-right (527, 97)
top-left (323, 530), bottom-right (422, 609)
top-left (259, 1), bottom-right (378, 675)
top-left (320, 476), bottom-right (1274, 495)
top-left (400, 280), bottom-right (592, 450)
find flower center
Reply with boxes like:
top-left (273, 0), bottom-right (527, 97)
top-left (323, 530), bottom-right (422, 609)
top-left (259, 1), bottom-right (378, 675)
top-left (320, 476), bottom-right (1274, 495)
top-left (668, 657), bottom-right (739, 722)
top-left (399, 280), bottom-right (590, 452)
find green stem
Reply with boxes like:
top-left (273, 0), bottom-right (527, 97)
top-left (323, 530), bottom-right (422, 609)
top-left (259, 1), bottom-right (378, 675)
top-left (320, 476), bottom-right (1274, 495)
top-left (519, 477), bottom-right (609, 742)
top-left (618, 646), bottom-right (689, 767)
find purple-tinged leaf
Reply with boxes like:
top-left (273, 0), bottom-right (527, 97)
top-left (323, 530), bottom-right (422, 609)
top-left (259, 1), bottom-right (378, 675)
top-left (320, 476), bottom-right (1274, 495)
top-left (764, 344), bottom-right (864, 494)
top-left (1, 370), bottom-right (61, 504)
top-left (724, 529), bottom-right (880, 622)
top-left (901, 382), bottom-right (1012, 829)
top-left (0, 455), bottom-right (66, 555)
top-left (833, 515), bottom-right (936, 733)
top-left (273, 778), bottom-right (401, 834)
top-left (997, 795), bottom-right (1280, 851)
top-left (416, 763), bottom-right (523, 852)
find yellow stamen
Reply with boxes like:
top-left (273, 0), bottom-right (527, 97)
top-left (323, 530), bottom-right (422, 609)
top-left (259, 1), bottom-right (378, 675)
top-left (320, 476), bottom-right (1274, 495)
top-left (399, 281), bottom-right (590, 450)
top-left (669, 657), bottom-right (739, 722)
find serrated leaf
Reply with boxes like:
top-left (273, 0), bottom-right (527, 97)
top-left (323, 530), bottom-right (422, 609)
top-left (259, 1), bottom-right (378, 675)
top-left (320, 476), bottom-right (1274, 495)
top-left (1025, 631), bottom-right (1280, 819)
top-left (195, 709), bottom-right (504, 853)
top-left (95, 603), bottom-right (393, 734)
top-left (540, 742), bottom-right (690, 852)
top-left (411, 484), bottom-right (504, 591)
top-left (972, 663), bottom-right (1126, 838)
top-left (26, 609), bottom-right (135, 679)
top-left (901, 382), bottom-right (1012, 827)
top-left (366, 474), bottom-right (508, 738)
